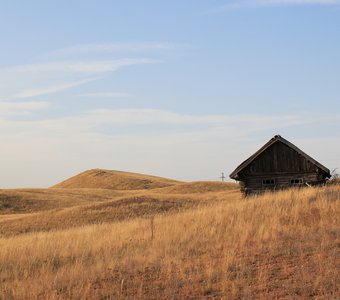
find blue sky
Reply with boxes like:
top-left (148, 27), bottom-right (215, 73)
top-left (0, 0), bottom-right (339, 187)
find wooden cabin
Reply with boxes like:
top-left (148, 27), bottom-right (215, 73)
top-left (229, 135), bottom-right (331, 195)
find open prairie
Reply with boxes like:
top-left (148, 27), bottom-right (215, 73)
top-left (0, 169), bottom-right (339, 299)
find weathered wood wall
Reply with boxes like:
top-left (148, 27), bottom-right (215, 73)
top-left (238, 141), bottom-right (328, 195)
top-left (240, 173), bottom-right (324, 194)
top-left (240, 142), bottom-right (320, 176)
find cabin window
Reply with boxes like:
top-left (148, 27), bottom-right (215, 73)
top-left (262, 179), bottom-right (275, 185)
top-left (291, 178), bottom-right (303, 185)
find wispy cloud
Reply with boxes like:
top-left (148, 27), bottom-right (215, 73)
top-left (14, 78), bottom-right (99, 98)
top-left (205, 0), bottom-right (339, 13)
top-left (26, 108), bottom-right (308, 132)
top-left (49, 42), bottom-right (176, 57)
top-left (258, 0), bottom-right (338, 4)
top-left (79, 108), bottom-right (302, 127)
top-left (77, 92), bottom-right (131, 98)
top-left (2, 58), bottom-right (159, 99)
top-left (7, 59), bottom-right (159, 74)
top-left (0, 101), bottom-right (49, 116)
top-left (0, 42), bottom-right (166, 100)
top-left (0, 108), bottom-right (339, 187)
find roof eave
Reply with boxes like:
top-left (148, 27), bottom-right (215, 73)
top-left (229, 135), bottom-right (331, 179)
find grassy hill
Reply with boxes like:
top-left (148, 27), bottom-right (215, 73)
top-left (0, 171), bottom-right (239, 236)
top-left (157, 181), bottom-right (238, 194)
top-left (0, 170), bottom-right (339, 299)
top-left (0, 183), bottom-right (240, 237)
top-left (51, 169), bottom-right (180, 190)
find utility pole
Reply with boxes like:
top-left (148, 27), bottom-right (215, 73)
top-left (220, 172), bottom-right (226, 182)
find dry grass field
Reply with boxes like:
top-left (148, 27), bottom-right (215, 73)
top-left (0, 169), bottom-right (339, 299)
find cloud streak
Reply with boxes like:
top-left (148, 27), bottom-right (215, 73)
top-left (3, 58), bottom-right (159, 99)
top-left (258, 0), bottom-right (338, 4)
top-left (0, 41), bottom-right (168, 101)
top-left (14, 77), bottom-right (99, 98)
top-left (78, 108), bottom-right (303, 127)
top-left (49, 42), bottom-right (176, 57)
top-left (0, 108), bottom-right (338, 187)
top-left (205, 0), bottom-right (339, 13)
top-left (77, 92), bottom-right (131, 98)
top-left (3, 108), bottom-right (325, 134)
top-left (7, 59), bottom-right (159, 74)
top-left (0, 101), bottom-right (49, 116)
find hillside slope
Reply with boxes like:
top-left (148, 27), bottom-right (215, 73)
top-left (51, 169), bottom-right (180, 190)
top-left (0, 188), bottom-right (125, 215)
top-left (0, 185), bottom-right (339, 299)
top-left (0, 187), bottom-right (240, 236)
top-left (157, 181), bottom-right (238, 194)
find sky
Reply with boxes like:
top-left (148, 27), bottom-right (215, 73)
top-left (0, 0), bottom-right (339, 187)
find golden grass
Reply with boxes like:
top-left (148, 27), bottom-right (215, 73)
top-left (0, 181), bottom-right (240, 237)
top-left (155, 181), bottom-right (238, 194)
top-left (0, 188), bottom-right (129, 214)
top-left (51, 169), bottom-right (180, 190)
top-left (0, 184), bottom-right (339, 299)
top-left (0, 193), bottom-right (240, 237)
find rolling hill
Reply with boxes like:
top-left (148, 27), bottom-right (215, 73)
top-left (0, 169), bottom-right (339, 299)
top-left (0, 169), bottom-right (239, 236)
top-left (51, 169), bottom-right (180, 190)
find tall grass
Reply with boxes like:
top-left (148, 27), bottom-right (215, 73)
top-left (0, 186), bottom-right (339, 299)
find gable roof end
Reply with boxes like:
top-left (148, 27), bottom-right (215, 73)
top-left (229, 135), bottom-right (331, 180)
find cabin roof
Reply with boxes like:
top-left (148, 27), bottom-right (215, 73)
top-left (229, 135), bottom-right (331, 180)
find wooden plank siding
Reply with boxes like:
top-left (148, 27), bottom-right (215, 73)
top-left (230, 135), bottom-right (331, 196)
top-left (240, 142), bottom-right (319, 176)
top-left (241, 173), bottom-right (320, 194)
